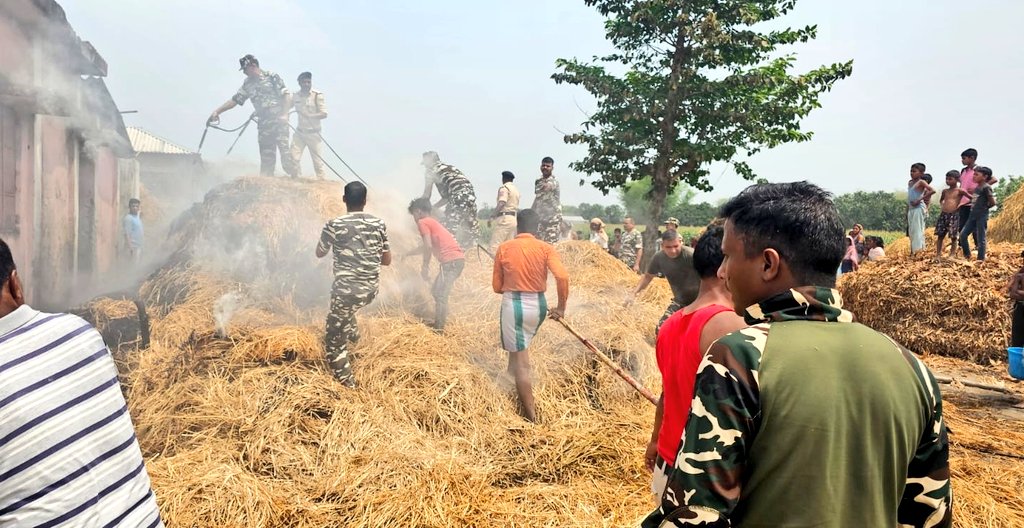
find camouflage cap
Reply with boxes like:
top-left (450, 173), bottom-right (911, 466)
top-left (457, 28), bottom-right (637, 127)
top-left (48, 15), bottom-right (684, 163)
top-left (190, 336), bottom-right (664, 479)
top-left (239, 54), bottom-right (259, 70)
top-left (663, 217), bottom-right (680, 226)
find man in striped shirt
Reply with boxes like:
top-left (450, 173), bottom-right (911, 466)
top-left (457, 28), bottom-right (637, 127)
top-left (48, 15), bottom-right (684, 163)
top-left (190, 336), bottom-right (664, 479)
top-left (0, 238), bottom-right (163, 527)
top-left (492, 209), bottom-right (569, 422)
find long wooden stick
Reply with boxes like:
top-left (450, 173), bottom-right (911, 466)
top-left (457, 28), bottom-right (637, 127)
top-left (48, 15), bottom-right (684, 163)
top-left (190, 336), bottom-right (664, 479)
top-left (553, 316), bottom-right (659, 405)
top-left (933, 375), bottom-right (1017, 395)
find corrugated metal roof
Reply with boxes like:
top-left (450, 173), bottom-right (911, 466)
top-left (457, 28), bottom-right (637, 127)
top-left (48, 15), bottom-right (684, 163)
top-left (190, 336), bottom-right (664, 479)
top-left (126, 127), bottom-right (195, 155)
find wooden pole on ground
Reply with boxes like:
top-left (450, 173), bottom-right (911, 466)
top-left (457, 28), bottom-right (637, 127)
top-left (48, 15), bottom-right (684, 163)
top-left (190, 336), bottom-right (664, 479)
top-left (552, 316), bottom-right (658, 405)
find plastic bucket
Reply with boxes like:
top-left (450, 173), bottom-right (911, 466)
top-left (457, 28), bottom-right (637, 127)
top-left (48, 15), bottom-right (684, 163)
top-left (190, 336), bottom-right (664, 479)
top-left (1009, 347), bottom-right (1024, 380)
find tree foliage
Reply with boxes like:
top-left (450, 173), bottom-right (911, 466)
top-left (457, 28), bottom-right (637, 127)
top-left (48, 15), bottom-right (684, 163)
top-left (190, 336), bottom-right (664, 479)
top-left (553, 0), bottom-right (853, 263)
top-left (833, 190), bottom-right (938, 232)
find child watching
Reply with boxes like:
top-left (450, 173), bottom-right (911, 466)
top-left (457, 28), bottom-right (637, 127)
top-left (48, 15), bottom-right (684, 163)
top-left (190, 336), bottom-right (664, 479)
top-left (907, 163), bottom-right (934, 255)
top-left (1008, 250), bottom-right (1024, 347)
top-left (936, 170), bottom-right (970, 259)
top-left (959, 166), bottom-right (996, 261)
top-left (866, 236), bottom-right (886, 261)
top-left (840, 236), bottom-right (859, 273)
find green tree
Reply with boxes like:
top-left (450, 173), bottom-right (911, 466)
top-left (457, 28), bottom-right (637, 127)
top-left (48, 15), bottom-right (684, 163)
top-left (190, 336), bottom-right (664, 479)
top-left (603, 204), bottom-right (625, 223)
top-left (993, 174), bottom-right (1024, 218)
top-left (553, 1), bottom-right (852, 264)
top-left (578, 202), bottom-right (607, 221)
top-left (618, 177), bottom-right (687, 223)
top-left (833, 190), bottom-right (939, 233)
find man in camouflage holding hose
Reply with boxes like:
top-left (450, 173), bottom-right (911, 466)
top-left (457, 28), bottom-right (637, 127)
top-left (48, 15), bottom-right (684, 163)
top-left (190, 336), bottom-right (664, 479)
top-left (422, 151), bottom-right (480, 251)
top-left (315, 182), bottom-right (391, 388)
top-left (208, 54), bottom-right (298, 178)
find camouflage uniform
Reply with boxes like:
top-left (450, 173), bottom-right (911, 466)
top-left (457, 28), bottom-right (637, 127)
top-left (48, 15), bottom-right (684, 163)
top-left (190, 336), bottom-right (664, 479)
top-left (427, 163), bottom-right (479, 251)
top-left (233, 70), bottom-right (298, 177)
top-left (643, 287), bottom-right (952, 528)
top-left (317, 212), bottom-right (390, 387)
top-left (618, 229), bottom-right (643, 270)
top-left (534, 175), bottom-right (561, 244)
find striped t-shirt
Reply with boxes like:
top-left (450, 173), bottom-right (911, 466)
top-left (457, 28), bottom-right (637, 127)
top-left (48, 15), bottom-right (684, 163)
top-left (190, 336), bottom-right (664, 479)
top-left (0, 304), bottom-right (162, 527)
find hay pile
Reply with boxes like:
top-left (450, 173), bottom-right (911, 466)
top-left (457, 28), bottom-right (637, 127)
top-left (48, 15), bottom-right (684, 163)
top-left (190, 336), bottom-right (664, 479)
top-left (990, 182), bottom-right (1024, 243)
top-left (839, 243), bottom-right (1021, 362)
top-left (112, 176), bottom-right (1023, 527)
top-left (122, 177), bottom-right (673, 527)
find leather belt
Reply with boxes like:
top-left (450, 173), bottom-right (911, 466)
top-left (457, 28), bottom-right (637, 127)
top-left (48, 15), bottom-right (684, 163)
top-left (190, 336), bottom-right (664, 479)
top-left (498, 211), bottom-right (517, 216)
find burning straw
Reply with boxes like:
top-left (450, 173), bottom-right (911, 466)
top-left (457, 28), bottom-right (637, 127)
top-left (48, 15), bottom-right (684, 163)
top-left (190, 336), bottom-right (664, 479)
top-left (122, 177), bottom-right (1021, 527)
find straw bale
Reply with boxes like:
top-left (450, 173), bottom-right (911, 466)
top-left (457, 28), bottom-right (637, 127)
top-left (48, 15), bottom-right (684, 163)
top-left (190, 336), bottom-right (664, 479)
top-left (839, 243), bottom-right (1021, 362)
top-left (989, 183), bottom-right (1024, 243)
top-left (120, 178), bottom-right (1024, 527)
top-left (887, 228), bottom-right (937, 258)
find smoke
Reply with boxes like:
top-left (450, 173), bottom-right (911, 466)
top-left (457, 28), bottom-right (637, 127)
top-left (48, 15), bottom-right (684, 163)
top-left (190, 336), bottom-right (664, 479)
top-left (213, 291), bottom-right (247, 338)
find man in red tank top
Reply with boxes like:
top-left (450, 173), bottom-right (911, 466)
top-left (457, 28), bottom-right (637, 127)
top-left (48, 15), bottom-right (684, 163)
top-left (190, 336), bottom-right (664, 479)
top-left (644, 223), bottom-right (747, 503)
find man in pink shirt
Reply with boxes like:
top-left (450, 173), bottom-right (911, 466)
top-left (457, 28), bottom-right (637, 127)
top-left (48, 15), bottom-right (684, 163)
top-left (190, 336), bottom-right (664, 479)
top-left (408, 198), bottom-right (465, 331)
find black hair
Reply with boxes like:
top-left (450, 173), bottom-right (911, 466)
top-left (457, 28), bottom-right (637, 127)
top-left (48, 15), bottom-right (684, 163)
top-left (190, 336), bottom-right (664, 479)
top-left (975, 166), bottom-right (993, 179)
top-left (517, 208), bottom-right (540, 234)
top-left (298, 71), bottom-right (312, 81)
top-left (719, 181), bottom-right (844, 287)
top-left (874, 236), bottom-right (885, 249)
top-left (962, 148), bottom-right (978, 159)
top-left (660, 230), bottom-right (681, 242)
top-left (408, 197), bottom-right (432, 214)
top-left (945, 170), bottom-right (960, 180)
top-left (128, 198), bottom-right (140, 206)
top-left (923, 173), bottom-right (932, 184)
top-left (541, 156), bottom-right (554, 165)
top-left (693, 224), bottom-right (725, 279)
top-left (911, 162), bottom-right (926, 172)
top-left (0, 237), bottom-right (15, 286)
top-left (501, 171), bottom-right (515, 183)
top-left (343, 182), bottom-right (367, 207)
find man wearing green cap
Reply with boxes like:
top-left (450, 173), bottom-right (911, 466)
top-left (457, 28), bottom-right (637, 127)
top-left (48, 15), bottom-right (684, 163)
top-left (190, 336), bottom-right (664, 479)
top-left (208, 54), bottom-right (298, 178)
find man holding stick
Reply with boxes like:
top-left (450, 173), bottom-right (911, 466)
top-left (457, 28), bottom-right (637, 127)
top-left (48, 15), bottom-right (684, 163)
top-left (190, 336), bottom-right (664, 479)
top-left (492, 208), bottom-right (569, 422)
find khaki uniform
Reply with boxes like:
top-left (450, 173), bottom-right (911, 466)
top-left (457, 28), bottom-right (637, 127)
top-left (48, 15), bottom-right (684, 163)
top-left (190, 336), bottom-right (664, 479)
top-left (291, 89), bottom-right (327, 179)
top-left (489, 182), bottom-right (520, 251)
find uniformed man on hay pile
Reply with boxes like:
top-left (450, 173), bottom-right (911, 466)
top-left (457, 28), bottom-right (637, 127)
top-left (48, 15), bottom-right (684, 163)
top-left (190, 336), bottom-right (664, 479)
top-left (532, 156), bottom-right (562, 245)
top-left (208, 54), bottom-right (298, 178)
top-left (316, 182), bottom-right (391, 388)
top-left (421, 151), bottom-right (480, 251)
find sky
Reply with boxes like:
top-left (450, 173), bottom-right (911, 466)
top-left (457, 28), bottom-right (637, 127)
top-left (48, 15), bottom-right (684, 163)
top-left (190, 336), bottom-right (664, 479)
top-left (64, 0), bottom-right (1024, 209)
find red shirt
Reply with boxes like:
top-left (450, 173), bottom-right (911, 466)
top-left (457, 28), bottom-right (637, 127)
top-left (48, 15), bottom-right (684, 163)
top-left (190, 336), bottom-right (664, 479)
top-left (417, 217), bottom-right (464, 263)
top-left (655, 303), bottom-right (732, 465)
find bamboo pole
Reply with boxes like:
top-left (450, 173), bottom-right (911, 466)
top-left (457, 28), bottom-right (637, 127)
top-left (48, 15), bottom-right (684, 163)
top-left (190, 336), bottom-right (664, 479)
top-left (552, 316), bottom-right (658, 405)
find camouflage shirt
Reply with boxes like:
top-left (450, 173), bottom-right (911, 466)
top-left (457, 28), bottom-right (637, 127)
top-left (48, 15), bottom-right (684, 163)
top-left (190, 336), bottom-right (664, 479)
top-left (618, 229), bottom-right (642, 267)
top-left (427, 163), bottom-right (476, 203)
top-left (317, 213), bottom-right (390, 291)
top-left (533, 175), bottom-right (561, 219)
top-left (644, 287), bottom-right (951, 528)
top-left (232, 70), bottom-right (290, 119)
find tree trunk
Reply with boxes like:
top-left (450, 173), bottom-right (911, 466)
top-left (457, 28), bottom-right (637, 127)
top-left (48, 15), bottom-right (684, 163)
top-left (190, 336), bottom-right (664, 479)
top-left (641, 27), bottom-right (689, 271)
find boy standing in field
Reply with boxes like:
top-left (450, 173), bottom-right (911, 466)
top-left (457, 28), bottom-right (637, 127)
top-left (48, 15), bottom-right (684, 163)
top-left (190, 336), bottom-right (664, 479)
top-left (907, 163), bottom-right (934, 255)
top-left (936, 170), bottom-right (969, 258)
top-left (959, 166), bottom-right (996, 261)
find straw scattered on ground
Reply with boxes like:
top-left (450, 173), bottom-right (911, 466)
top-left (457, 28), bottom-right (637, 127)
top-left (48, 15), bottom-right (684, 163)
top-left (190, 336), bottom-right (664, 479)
top-left (104, 176), bottom-right (1024, 528)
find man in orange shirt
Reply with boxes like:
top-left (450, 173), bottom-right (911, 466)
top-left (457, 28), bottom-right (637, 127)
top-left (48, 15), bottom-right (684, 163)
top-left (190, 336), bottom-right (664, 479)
top-left (492, 209), bottom-right (569, 422)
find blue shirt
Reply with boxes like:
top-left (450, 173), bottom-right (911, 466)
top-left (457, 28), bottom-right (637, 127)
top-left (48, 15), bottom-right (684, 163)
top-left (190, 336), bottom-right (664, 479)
top-left (122, 213), bottom-right (144, 248)
top-left (907, 182), bottom-right (925, 210)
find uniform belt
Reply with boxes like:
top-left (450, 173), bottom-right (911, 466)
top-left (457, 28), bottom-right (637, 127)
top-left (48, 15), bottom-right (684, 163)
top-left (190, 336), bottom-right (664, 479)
top-left (498, 211), bottom-right (516, 216)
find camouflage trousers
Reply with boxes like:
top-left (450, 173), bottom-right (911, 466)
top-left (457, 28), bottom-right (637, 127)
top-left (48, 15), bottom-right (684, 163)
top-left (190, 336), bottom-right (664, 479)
top-left (257, 119), bottom-right (298, 177)
top-left (654, 299), bottom-right (684, 338)
top-left (325, 289), bottom-right (375, 387)
top-left (444, 195), bottom-right (480, 251)
top-left (538, 215), bottom-right (562, 245)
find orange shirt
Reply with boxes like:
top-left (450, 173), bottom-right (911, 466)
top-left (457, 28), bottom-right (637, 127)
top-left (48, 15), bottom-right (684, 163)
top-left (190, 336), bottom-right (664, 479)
top-left (492, 233), bottom-right (569, 307)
